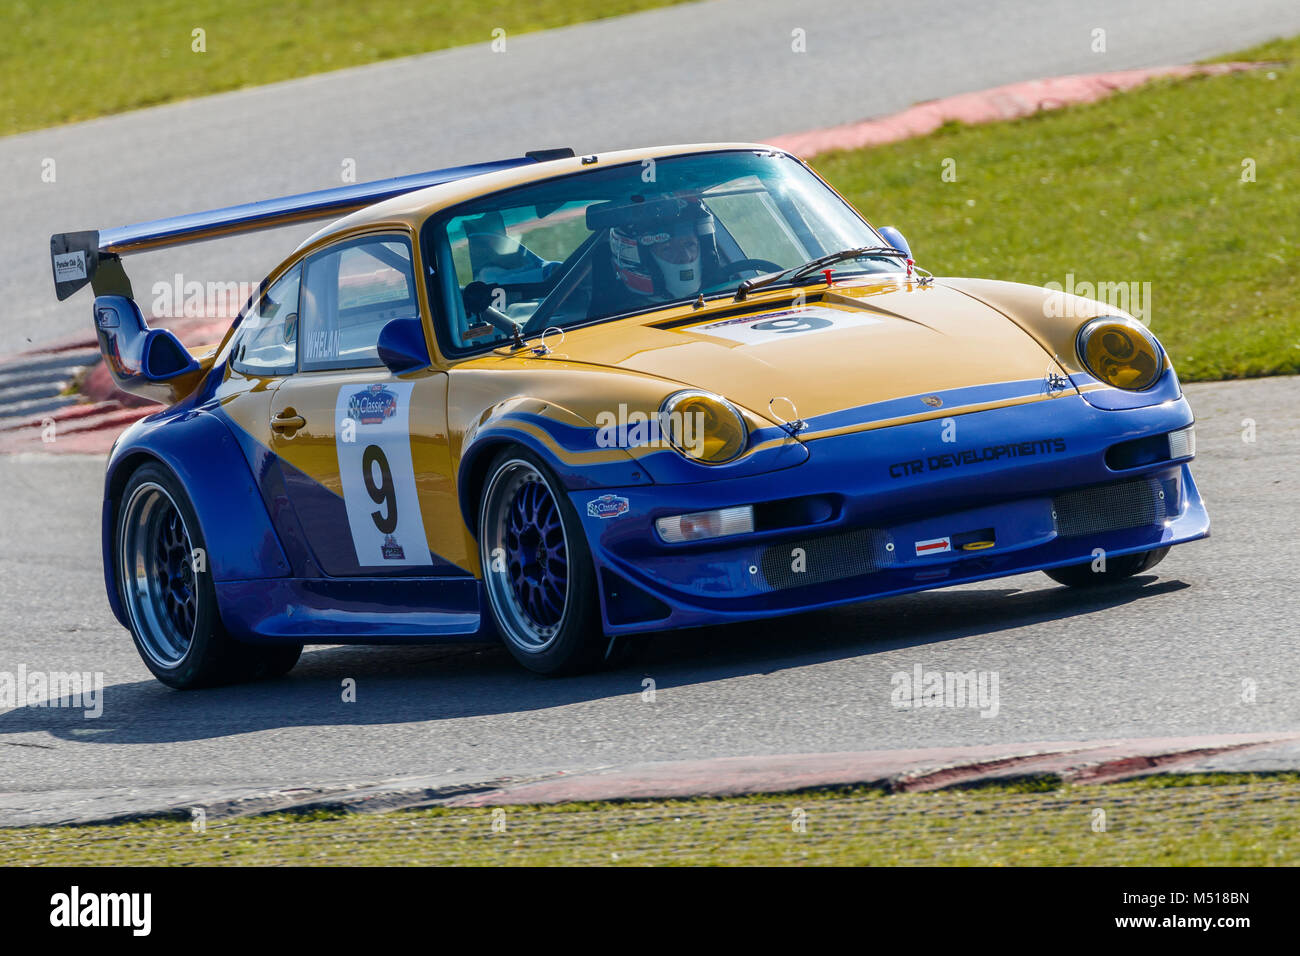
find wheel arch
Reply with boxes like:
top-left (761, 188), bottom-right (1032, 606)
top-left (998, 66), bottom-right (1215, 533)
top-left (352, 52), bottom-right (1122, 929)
top-left (101, 448), bottom-right (164, 627)
top-left (453, 395), bottom-right (645, 539)
top-left (457, 432), bottom-right (560, 540)
top-left (102, 410), bottom-right (291, 628)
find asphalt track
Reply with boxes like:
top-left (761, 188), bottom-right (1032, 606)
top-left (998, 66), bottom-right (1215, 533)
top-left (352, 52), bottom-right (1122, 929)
top-left (5, 0), bottom-right (1300, 353)
top-left (1, 375), bottom-right (1297, 825)
top-left (3, 0), bottom-right (1300, 825)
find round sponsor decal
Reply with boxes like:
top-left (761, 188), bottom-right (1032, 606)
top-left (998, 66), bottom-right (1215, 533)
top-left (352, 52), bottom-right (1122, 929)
top-left (749, 315), bottom-right (833, 335)
top-left (695, 306), bottom-right (879, 344)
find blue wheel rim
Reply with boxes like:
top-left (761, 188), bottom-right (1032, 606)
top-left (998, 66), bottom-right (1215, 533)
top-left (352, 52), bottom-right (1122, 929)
top-left (481, 459), bottom-right (572, 652)
top-left (505, 477), bottom-right (568, 628)
top-left (120, 482), bottom-right (198, 668)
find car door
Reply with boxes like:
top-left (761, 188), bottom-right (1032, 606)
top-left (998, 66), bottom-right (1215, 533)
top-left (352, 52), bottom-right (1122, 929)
top-left (215, 261), bottom-right (300, 488)
top-left (266, 232), bottom-right (472, 579)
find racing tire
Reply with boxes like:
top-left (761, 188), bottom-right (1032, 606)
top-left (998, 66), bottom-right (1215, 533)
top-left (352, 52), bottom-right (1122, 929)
top-left (1043, 547), bottom-right (1170, 588)
top-left (115, 462), bottom-right (303, 689)
top-left (478, 447), bottom-right (606, 675)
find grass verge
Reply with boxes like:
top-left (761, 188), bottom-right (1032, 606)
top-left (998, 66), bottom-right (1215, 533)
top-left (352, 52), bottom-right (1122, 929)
top-left (814, 35), bottom-right (1299, 382)
top-left (4, 774), bottom-right (1299, 866)
top-left (0, 0), bottom-right (691, 136)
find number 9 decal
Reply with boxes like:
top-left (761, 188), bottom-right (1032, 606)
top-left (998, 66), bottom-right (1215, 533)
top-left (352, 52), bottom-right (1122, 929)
top-left (362, 445), bottom-right (398, 534)
top-left (334, 383), bottom-right (431, 567)
top-left (749, 315), bottom-right (833, 334)
top-left (696, 306), bottom-right (879, 345)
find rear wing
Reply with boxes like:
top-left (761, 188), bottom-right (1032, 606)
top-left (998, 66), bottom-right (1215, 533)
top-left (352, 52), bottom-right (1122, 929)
top-left (49, 148), bottom-right (575, 301)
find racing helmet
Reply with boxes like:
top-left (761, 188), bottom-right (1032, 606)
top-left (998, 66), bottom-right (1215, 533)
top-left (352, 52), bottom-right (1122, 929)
top-left (608, 198), bottom-right (715, 300)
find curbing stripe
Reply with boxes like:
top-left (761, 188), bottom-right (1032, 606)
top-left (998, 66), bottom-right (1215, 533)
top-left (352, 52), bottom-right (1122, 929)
top-left (5, 733), bottom-right (1297, 827)
top-left (769, 62), bottom-right (1274, 159)
top-left (440, 733), bottom-right (1300, 807)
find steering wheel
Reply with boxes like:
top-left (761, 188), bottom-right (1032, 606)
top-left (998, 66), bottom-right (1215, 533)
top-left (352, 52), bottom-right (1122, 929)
top-left (718, 258), bottom-right (784, 279)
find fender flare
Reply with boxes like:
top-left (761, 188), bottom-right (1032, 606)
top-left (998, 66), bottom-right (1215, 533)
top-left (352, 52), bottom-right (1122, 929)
top-left (455, 398), bottom-right (649, 536)
top-left (102, 408), bottom-right (290, 628)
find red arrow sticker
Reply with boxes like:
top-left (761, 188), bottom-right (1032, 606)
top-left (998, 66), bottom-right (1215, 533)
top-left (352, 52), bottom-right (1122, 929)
top-left (914, 536), bottom-right (952, 556)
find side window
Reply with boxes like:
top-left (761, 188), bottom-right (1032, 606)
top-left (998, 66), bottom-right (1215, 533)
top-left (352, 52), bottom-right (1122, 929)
top-left (300, 235), bottom-right (418, 372)
top-left (232, 265), bottom-right (300, 375)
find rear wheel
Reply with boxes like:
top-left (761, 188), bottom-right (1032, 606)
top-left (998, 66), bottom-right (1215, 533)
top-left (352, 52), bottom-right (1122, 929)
top-left (478, 448), bottom-right (605, 674)
top-left (116, 463), bottom-right (302, 688)
top-left (1043, 547), bottom-right (1169, 587)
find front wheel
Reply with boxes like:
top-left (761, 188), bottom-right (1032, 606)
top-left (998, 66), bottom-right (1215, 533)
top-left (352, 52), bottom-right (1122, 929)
top-left (478, 448), bottom-right (605, 675)
top-left (116, 462), bottom-right (302, 688)
top-left (1043, 547), bottom-right (1170, 587)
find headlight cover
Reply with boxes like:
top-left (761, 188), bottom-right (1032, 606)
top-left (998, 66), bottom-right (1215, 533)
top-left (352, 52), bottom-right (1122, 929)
top-left (658, 390), bottom-right (748, 464)
top-left (1077, 316), bottom-right (1163, 391)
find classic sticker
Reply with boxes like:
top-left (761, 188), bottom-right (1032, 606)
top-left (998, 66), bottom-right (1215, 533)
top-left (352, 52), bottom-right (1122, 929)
top-left (587, 494), bottom-right (630, 519)
top-left (347, 384), bottom-right (398, 425)
top-left (335, 382), bottom-right (432, 567)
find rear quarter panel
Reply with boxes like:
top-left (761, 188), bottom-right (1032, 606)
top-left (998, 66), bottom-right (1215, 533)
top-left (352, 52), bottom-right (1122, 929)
top-left (102, 405), bottom-right (290, 627)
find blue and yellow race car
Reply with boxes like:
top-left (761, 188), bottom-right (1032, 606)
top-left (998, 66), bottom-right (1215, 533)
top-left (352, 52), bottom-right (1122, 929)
top-left (50, 144), bottom-right (1207, 687)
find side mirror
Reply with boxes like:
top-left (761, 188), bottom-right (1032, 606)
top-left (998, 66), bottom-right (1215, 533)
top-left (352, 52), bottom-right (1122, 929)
top-left (377, 317), bottom-right (431, 374)
top-left (876, 226), bottom-right (912, 260)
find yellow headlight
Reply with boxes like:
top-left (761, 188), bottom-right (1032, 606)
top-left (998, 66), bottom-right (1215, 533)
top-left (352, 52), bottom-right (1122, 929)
top-left (1077, 317), bottom-right (1162, 391)
top-left (659, 390), bottom-right (748, 464)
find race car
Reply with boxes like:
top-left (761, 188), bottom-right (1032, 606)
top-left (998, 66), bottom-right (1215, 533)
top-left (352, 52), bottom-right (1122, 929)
top-left (49, 144), bottom-right (1208, 688)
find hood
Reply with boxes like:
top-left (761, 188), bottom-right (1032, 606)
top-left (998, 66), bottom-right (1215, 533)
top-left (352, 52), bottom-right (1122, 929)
top-left (544, 278), bottom-right (1070, 422)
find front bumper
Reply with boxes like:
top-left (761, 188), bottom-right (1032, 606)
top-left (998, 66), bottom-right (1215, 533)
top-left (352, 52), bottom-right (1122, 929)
top-left (571, 393), bottom-right (1209, 634)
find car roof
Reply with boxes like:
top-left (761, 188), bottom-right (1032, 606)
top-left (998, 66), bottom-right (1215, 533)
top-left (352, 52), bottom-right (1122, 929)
top-left (295, 142), bottom-right (785, 250)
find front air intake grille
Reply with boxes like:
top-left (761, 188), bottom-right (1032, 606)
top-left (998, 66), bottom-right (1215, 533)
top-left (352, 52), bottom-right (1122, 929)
top-left (759, 528), bottom-right (891, 590)
top-left (1053, 478), bottom-right (1165, 537)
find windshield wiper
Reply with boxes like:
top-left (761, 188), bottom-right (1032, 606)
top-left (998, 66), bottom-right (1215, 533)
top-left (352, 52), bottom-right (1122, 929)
top-left (734, 245), bottom-right (910, 301)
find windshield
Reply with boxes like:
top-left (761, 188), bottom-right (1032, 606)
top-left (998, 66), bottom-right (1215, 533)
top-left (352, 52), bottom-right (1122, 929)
top-left (424, 150), bottom-right (891, 355)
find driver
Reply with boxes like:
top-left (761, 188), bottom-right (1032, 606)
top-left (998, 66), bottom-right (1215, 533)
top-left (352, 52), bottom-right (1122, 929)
top-left (608, 199), bottom-right (715, 303)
